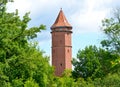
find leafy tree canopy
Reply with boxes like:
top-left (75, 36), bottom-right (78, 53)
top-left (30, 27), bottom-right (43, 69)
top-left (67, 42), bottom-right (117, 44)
top-left (101, 8), bottom-right (120, 53)
top-left (72, 8), bottom-right (120, 81)
top-left (0, 0), bottom-right (54, 87)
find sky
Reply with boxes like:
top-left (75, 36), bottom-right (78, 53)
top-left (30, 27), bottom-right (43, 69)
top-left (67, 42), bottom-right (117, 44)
top-left (7, 0), bottom-right (120, 58)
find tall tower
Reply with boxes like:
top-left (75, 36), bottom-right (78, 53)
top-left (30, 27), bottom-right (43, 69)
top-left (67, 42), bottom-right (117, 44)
top-left (51, 9), bottom-right (72, 76)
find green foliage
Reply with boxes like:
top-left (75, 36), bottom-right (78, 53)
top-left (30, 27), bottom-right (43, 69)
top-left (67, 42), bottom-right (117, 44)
top-left (72, 46), bottom-right (103, 79)
top-left (74, 78), bottom-right (91, 87)
top-left (101, 11), bottom-right (120, 53)
top-left (24, 78), bottom-right (39, 87)
top-left (52, 75), bottom-right (76, 87)
top-left (94, 73), bottom-right (120, 87)
top-left (102, 73), bottom-right (120, 87)
top-left (101, 9), bottom-right (120, 73)
top-left (0, 1), bottom-right (54, 87)
top-left (72, 43), bottom-right (120, 82)
top-left (11, 79), bottom-right (23, 87)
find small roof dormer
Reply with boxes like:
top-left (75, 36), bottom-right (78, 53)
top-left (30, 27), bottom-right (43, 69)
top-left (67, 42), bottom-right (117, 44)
top-left (51, 9), bottom-right (72, 29)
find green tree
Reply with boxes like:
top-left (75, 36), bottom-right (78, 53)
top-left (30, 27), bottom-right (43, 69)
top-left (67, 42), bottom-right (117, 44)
top-left (101, 9), bottom-right (120, 53)
top-left (94, 73), bottom-right (120, 87)
top-left (0, 1), bottom-right (54, 87)
top-left (72, 45), bottom-right (119, 80)
top-left (52, 70), bottom-right (76, 87)
top-left (72, 46), bottom-right (103, 79)
top-left (101, 8), bottom-right (120, 73)
top-left (24, 78), bottom-right (39, 87)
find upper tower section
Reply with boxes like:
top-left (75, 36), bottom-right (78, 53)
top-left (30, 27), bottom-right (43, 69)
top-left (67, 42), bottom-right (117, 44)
top-left (51, 9), bottom-right (72, 30)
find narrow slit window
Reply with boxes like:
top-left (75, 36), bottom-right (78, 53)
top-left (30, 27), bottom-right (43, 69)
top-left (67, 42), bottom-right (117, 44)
top-left (60, 63), bottom-right (62, 66)
top-left (67, 49), bottom-right (69, 53)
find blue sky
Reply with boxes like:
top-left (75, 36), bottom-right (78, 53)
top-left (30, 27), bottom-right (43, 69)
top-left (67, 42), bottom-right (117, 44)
top-left (7, 0), bottom-right (120, 58)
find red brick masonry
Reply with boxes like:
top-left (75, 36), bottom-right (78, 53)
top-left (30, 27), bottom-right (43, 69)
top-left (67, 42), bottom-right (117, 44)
top-left (51, 9), bottom-right (72, 76)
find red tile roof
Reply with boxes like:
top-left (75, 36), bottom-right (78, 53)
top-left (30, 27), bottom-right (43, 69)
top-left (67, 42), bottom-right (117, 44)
top-left (51, 9), bottom-right (72, 29)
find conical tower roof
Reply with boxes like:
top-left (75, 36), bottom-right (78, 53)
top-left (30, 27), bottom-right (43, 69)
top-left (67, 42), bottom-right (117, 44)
top-left (51, 9), bottom-right (72, 29)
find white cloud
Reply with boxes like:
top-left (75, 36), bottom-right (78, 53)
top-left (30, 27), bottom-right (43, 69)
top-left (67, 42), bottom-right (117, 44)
top-left (70, 0), bottom-right (113, 34)
top-left (7, 0), bottom-right (31, 16)
top-left (71, 9), bottom-right (108, 34)
top-left (7, 0), bottom-right (60, 17)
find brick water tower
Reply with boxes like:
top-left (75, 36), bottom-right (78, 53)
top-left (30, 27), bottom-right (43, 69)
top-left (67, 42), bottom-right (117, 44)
top-left (51, 9), bottom-right (72, 76)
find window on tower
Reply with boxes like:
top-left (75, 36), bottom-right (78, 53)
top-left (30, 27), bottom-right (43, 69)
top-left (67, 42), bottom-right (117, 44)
top-left (60, 63), bottom-right (62, 66)
top-left (67, 49), bottom-right (69, 53)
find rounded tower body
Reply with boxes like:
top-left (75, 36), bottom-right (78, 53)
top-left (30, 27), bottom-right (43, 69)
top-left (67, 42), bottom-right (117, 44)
top-left (51, 9), bottom-right (72, 76)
